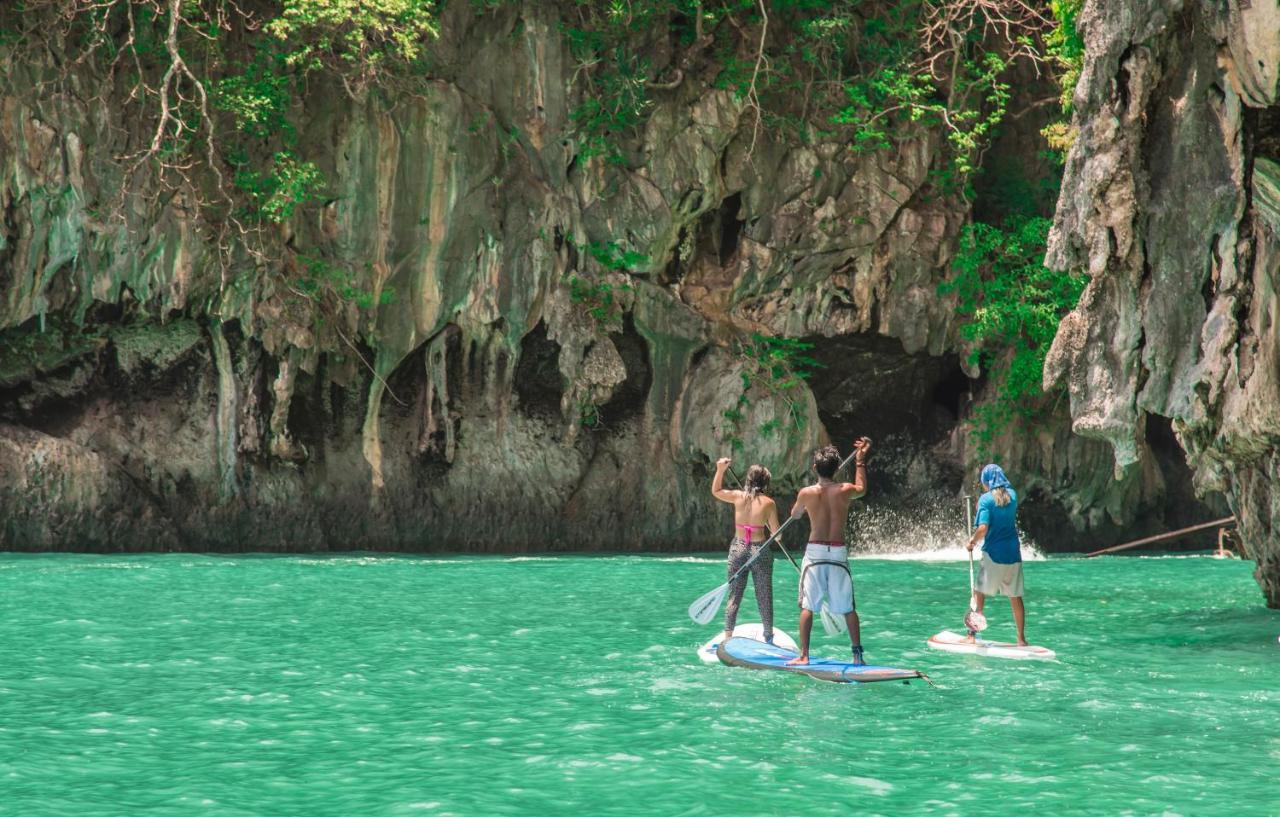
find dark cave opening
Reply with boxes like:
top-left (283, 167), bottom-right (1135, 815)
top-left (691, 191), bottom-right (745, 271)
top-left (514, 320), bottom-right (565, 420)
top-left (286, 363), bottom-right (331, 459)
top-left (802, 333), bottom-right (970, 445)
top-left (1248, 104), bottom-right (1280, 159)
top-left (597, 314), bottom-right (652, 427)
top-left (0, 316), bottom-right (209, 439)
top-left (930, 364), bottom-right (972, 424)
top-left (663, 226), bottom-right (687, 284)
top-left (717, 192), bottom-right (744, 266)
top-left (1144, 413), bottom-right (1229, 533)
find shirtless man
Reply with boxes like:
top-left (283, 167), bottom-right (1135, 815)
top-left (785, 438), bottom-right (871, 666)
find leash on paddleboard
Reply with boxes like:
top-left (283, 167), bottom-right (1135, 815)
top-left (689, 443), bottom-right (869, 627)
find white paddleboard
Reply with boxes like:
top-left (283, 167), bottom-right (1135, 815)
top-left (698, 623), bottom-right (797, 664)
top-left (927, 629), bottom-right (1056, 660)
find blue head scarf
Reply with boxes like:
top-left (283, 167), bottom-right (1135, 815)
top-left (980, 463), bottom-right (1012, 490)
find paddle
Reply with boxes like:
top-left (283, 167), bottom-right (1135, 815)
top-left (689, 446), bottom-right (865, 628)
top-left (962, 494), bottom-right (988, 633)
top-left (725, 466), bottom-right (843, 637)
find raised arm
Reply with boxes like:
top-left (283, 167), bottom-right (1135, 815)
top-left (842, 437), bottom-right (871, 498)
top-left (711, 457), bottom-right (739, 503)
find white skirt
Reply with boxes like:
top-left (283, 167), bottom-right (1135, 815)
top-left (976, 555), bottom-right (1024, 597)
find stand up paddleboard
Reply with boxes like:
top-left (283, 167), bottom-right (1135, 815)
top-left (927, 630), bottom-right (1055, 660)
top-left (715, 636), bottom-right (925, 684)
top-left (698, 623), bottom-right (797, 664)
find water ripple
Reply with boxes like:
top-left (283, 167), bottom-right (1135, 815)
top-left (0, 553), bottom-right (1275, 816)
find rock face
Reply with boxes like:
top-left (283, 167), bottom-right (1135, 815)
top-left (1045, 0), bottom-right (1280, 604)
top-left (0, 2), bottom-right (1223, 557)
top-left (0, 4), bottom-right (980, 551)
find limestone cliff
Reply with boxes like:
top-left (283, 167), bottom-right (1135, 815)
top-left (1045, 0), bottom-right (1280, 604)
top-left (0, 1), bottom-right (1213, 556)
top-left (0, 3), bottom-right (979, 550)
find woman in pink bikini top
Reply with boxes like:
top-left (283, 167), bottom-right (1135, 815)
top-left (711, 458), bottom-right (781, 644)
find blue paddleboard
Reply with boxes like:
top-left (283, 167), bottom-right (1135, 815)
top-left (715, 636), bottom-right (925, 684)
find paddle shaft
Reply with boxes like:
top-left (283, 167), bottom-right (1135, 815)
top-left (964, 493), bottom-right (977, 609)
top-left (968, 545), bottom-right (977, 610)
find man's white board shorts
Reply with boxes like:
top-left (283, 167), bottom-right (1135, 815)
top-left (977, 554), bottom-right (1024, 597)
top-left (799, 543), bottom-right (855, 614)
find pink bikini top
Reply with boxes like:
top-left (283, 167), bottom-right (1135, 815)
top-left (736, 523), bottom-right (767, 541)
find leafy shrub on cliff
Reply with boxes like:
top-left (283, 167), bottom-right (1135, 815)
top-left (939, 215), bottom-right (1086, 449)
top-left (266, 0), bottom-right (439, 78)
top-left (722, 333), bottom-right (821, 453)
top-left (232, 152), bottom-right (323, 224)
top-left (8, 0), bottom-right (441, 236)
top-left (561, 1), bottom-right (1047, 173)
top-left (1041, 0), bottom-right (1085, 157)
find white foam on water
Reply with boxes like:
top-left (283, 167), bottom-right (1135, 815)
top-left (848, 500), bottom-right (1047, 561)
top-left (852, 543), bottom-right (1046, 562)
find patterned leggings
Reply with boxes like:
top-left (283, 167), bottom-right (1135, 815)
top-left (723, 538), bottom-right (774, 641)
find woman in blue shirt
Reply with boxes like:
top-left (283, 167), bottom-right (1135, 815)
top-left (965, 464), bottom-right (1028, 645)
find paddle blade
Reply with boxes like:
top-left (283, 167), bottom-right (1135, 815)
top-left (819, 603), bottom-right (845, 636)
top-left (689, 583), bottom-right (729, 625)
top-left (964, 609), bottom-right (988, 632)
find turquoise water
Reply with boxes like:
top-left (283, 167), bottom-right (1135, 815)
top-left (1, 553), bottom-right (1277, 816)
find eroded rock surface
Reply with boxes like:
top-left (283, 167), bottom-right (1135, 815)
top-left (0, 4), bottom-right (983, 551)
top-left (0, 2), bottom-right (1214, 558)
top-left (1046, 0), bottom-right (1280, 604)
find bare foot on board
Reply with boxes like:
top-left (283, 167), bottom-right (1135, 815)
top-left (785, 655), bottom-right (810, 666)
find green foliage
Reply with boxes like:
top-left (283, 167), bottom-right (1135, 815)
top-left (1041, 0), bottom-right (1085, 159)
top-left (214, 53), bottom-right (295, 142)
top-left (577, 393), bottom-right (603, 429)
top-left (1046, 0), bottom-right (1085, 112)
top-left (835, 49), bottom-right (1011, 187)
top-left (558, 234), bottom-right (646, 330)
top-left (266, 0), bottom-right (440, 75)
top-left (562, 13), bottom-right (659, 164)
top-left (583, 239), bottom-right (648, 272)
top-left (742, 333), bottom-right (821, 394)
top-left (938, 216), bottom-right (1086, 449)
top-left (721, 333), bottom-right (822, 451)
top-left (233, 152), bottom-right (323, 223)
top-left (293, 254), bottom-right (395, 311)
top-left (567, 274), bottom-right (633, 330)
